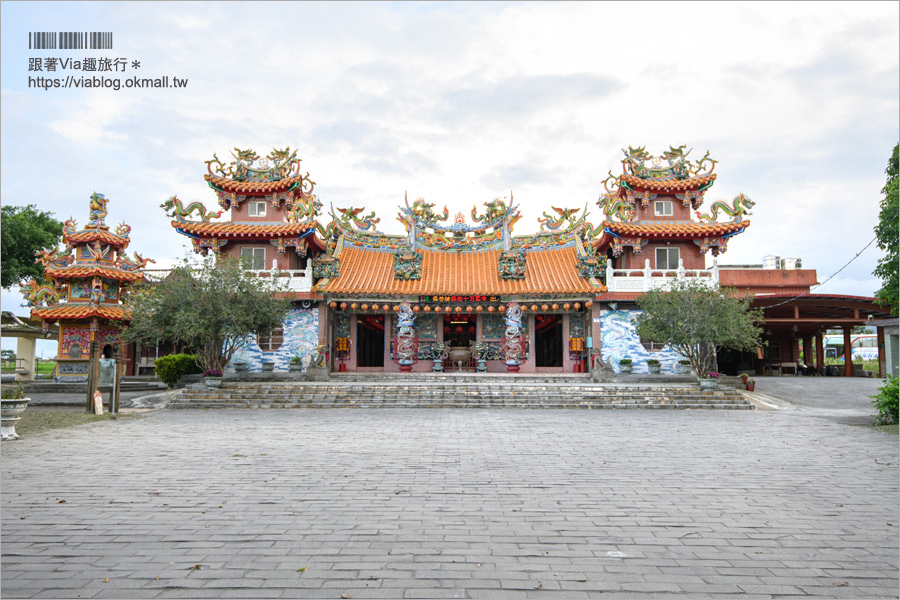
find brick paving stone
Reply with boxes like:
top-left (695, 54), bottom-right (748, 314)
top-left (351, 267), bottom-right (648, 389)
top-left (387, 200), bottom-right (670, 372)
top-left (2, 408), bottom-right (898, 598)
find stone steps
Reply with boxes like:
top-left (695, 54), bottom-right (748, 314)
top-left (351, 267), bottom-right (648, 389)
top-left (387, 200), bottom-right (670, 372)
top-left (170, 379), bottom-right (753, 410)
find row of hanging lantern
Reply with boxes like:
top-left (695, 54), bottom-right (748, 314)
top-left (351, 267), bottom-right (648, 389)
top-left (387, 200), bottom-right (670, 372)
top-left (328, 301), bottom-right (592, 312)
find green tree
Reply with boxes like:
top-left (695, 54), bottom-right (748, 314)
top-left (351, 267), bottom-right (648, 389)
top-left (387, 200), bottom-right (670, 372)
top-left (633, 278), bottom-right (764, 376)
top-left (873, 143), bottom-right (898, 315)
top-left (120, 257), bottom-right (292, 372)
top-left (1, 205), bottom-right (64, 289)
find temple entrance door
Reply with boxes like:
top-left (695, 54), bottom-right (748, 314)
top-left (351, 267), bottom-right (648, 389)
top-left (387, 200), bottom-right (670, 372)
top-left (535, 314), bottom-right (563, 367)
top-left (357, 315), bottom-right (385, 368)
top-left (443, 314), bottom-right (476, 348)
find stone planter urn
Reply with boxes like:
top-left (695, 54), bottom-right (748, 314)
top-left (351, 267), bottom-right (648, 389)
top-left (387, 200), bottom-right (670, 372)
top-left (699, 378), bottom-right (717, 391)
top-left (1, 398), bottom-right (30, 441)
top-left (261, 362), bottom-right (275, 372)
top-left (619, 362), bottom-right (633, 374)
top-left (233, 361), bottom-right (249, 373)
top-left (288, 362), bottom-right (303, 373)
top-left (677, 363), bottom-right (692, 375)
top-left (204, 377), bottom-right (222, 389)
top-left (647, 363), bottom-right (661, 374)
top-left (449, 348), bottom-right (471, 372)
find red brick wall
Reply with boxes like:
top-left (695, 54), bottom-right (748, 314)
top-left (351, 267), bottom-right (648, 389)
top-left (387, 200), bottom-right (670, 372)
top-left (230, 200), bottom-right (285, 222)
top-left (634, 194), bottom-right (692, 222)
top-left (719, 269), bottom-right (817, 295)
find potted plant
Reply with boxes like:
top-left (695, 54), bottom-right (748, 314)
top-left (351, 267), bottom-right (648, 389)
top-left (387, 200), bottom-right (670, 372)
top-left (646, 358), bottom-right (661, 374)
top-left (288, 356), bottom-right (303, 372)
top-left (739, 373), bottom-right (750, 385)
top-left (619, 358), bottom-right (633, 374)
top-left (745, 378), bottom-right (756, 392)
top-left (1, 384), bottom-right (30, 440)
top-left (203, 368), bottom-right (223, 388)
top-left (698, 371), bottom-right (721, 391)
top-left (677, 359), bottom-right (692, 375)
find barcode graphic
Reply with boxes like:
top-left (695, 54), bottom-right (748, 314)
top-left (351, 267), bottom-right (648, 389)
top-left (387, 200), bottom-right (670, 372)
top-left (29, 31), bottom-right (113, 50)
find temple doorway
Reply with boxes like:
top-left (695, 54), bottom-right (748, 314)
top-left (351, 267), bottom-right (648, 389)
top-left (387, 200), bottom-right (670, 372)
top-left (444, 314), bottom-right (476, 348)
top-left (535, 314), bottom-right (563, 367)
top-left (357, 315), bottom-right (385, 367)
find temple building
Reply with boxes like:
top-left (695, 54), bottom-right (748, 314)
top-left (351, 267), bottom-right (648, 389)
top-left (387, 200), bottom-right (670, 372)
top-left (26, 193), bottom-right (152, 382)
top-left (157, 144), bottom-right (893, 378)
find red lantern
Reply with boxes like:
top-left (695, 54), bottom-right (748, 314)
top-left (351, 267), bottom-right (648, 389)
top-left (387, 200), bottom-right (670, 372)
top-left (573, 302), bottom-right (581, 310)
top-left (585, 301), bottom-right (593, 309)
top-left (412, 305), bottom-right (420, 312)
top-left (563, 303), bottom-right (571, 310)
top-left (476, 305), bottom-right (484, 312)
top-left (423, 305), bottom-right (432, 312)
top-left (466, 306), bottom-right (473, 313)
top-left (455, 306), bottom-right (462, 313)
top-left (487, 306), bottom-right (495, 313)
top-left (340, 302), bottom-right (347, 310)
top-left (392, 305), bottom-right (399, 312)
top-left (351, 303), bottom-right (358, 310)
top-left (541, 304), bottom-right (549, 311)
top-left (498, 305), bottom-right (506, 313)
top-left (530, 305), bottom-right (538, 312)
top-left (551, 303), bottom-right (559, 310)
top-left (329, 301), bottom-right (337, 309)
top-left (434, 306), bottom-right (442, 313)
top-left (360, 303), bottom-right (368, 311)
top-left (371, 304), bottom-right (379, 311)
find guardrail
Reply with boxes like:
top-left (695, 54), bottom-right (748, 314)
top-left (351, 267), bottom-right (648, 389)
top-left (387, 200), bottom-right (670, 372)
top-left (141, 266), bottom-right (313, 292)
top-left (606, 259), bottom-right (719, 293)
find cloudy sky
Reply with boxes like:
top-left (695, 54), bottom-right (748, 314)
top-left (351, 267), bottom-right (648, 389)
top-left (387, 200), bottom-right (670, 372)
top-left (2, 1), bottom-right (898, 354)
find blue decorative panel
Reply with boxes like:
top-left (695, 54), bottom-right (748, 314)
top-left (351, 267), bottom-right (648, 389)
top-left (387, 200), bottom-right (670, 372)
top-left (228, 307), bottom-right (320, 372)
top-left (336, 314), bottom-right (350, 338)
top-left (417, 314), bottom-right (437, 339)
top-left (600, 309), bottom-right (687, 374)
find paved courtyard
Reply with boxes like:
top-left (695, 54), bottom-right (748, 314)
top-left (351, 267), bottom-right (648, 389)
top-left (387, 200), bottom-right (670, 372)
top-left (2, 408), bottom-right (898, 599)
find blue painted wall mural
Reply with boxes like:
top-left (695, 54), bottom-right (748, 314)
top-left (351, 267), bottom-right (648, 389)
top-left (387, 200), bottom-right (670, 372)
top-left (600, 309), bottom-right (686, 374)
top-left (227, 307), bottom-right (320, 372)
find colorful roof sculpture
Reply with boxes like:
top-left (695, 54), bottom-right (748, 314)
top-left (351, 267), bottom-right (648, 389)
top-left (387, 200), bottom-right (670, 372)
top-left (203, 147), bottom-right (317, 206)
top-left (26, 192), bottom-right (151, 326)
top-left (166, 147), bottom-right (327, 255)
top-left (592, 145), bottom-right (752, 257)
top-left (315, 194), bottom-right (606, 295)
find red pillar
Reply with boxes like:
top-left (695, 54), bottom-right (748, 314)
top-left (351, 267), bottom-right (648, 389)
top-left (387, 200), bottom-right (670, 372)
top-left (815, 331), bottom-right (824, 373)
top-left (877, 326), bottom-right (886, 379)
top-left (843, 326), bottom-right (853, 377)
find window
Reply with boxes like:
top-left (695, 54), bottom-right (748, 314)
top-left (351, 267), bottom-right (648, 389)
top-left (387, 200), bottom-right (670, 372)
top-left (257, 328), bottom-right (284, 352)
top-left (764, 341), bottom-right (781, 360)
top-left (248, 201), bottom-right (266, 217)
top-left (241, 247), bottom-right (266, 270)
top-left (656, 247), bottom-right (679, 270)
top-left (639, 337), bottom-right (666, 352)
top-left (654, 200), bottom-right (673, 216)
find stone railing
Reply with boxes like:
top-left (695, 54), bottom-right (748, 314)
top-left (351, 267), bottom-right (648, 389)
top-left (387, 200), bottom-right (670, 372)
top-left (605, 259), bottom-right (719, 293)
top-left (141, 265), bottom-right (313, 293)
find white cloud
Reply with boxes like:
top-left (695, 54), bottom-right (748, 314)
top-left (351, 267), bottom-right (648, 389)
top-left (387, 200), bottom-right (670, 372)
top-left (0, 0), bottom-right (897, 306)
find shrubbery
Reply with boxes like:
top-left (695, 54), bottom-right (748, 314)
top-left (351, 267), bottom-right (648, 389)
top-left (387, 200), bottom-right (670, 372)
top-left (154, 354), bottom-right (202, 388)
top-left (871, 375), bottom-right (899, 425)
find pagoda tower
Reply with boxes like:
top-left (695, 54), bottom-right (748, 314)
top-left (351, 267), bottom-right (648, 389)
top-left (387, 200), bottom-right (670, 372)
top-left (26, 193), bottom-right (152, 382)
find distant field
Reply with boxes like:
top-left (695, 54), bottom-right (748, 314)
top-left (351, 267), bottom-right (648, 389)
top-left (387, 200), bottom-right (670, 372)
top-left (0, 361), bottom-right (56, 375)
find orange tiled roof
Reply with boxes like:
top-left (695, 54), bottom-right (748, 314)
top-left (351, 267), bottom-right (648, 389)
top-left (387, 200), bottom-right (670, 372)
top-left (325, 246), bottom-right (599, 296)
top-left (173, 220), bottom-right (318, 237)
top-left (204, 173), bottom-right (307, 194)
top-left (46, 265), bottom-right (144, 281)
top-left (602, 219), bottom-right (748, 237)
top-left (64, 230), bottom-right (130, 246)
top-left (621, 173), bottom-right (716, 193)
top-left (32, 303), bottom-right (128, 321)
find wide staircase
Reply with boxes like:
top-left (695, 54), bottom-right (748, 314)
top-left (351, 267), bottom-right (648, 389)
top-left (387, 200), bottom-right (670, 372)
top-left (169, 373), bottom-right (754, 410)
